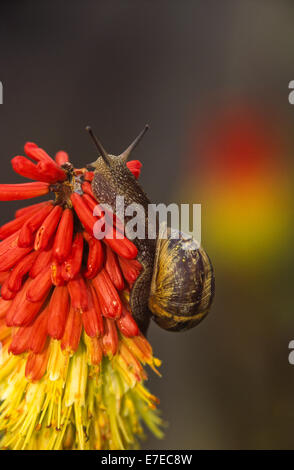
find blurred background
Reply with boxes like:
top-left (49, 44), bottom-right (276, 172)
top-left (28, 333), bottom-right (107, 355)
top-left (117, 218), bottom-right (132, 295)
top-left (0, 0), bottom-right (294, 449)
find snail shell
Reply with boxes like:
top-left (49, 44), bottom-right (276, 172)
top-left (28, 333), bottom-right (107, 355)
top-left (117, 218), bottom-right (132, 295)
top-left (148, 224), bottom-right (215, 332)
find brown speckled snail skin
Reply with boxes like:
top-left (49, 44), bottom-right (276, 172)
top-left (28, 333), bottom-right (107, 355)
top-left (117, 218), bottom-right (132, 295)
top-left (87, 126), bottom-right (215, 334)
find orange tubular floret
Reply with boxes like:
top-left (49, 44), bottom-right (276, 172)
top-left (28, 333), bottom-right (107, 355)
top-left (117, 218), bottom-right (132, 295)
top-left (118, 257), bottom-right (142, 285)
top-left (47, 286), bottom-right (69, 339)
top-left (0, 205), bottom-right (42, 240)
top-left (0, 231), bottom-right (21, 258)
top-left (52, 208), bottom-right (74, 262)
top-left (34, 205), bottom-right (63, 251)
top-left (117, 305), bottom-right (139, 337)
top-left (50, 260), bottom-right (65, 286)
top-left (82, 181), bottom-right (95, 199)
top-left (29, 248), bottom-right (52, 278)
top-left (18, 203), bottom-right (54, 248)
top-left (83, 232), bottom-right (103, 279)
top-left (119, 343), bottom-right (145, 381)
top-left (102, 318), bottom-right (118, 357)
top-left (24, 143), bottom-right (67, 181)
top-left (0, 271), bottom-right (10, 285)
top-left (1, 278), bottom-right (16, 300)
top-left (0, 319), bottom-right (11, 344)
top-left (55, 150), bottom-right (69, 166)
top-left (104, 233), bottom-right (138, 260)
top-left (0, 243), bottom-right (32, 272)
top-left (84, 171), bottom-right (94, 182)
top-left (61, 232), bottom-right (83, 281)
top-left (0, 297), bottom-right (12, 319)
top-left (126, 160), bottom-right (142, 179)
top-left (105, 245), bottom-right (124, 291)
top-left (11, 155), bottom-right (66, 183)
top-left (12, 295), bottom-right (47, 327)
top-left (89, 283), bottom-right (104, 336)
top-left (28, 307), bottom-right (49, 354)
top-left (67, 275), bottom-right (88, 312)
top-left (0, 182), bottom-right (49, 201)
top-left (9, 324), bottom-right (33, 355)
top-left (26, 268), bottom-right (52, 302)
top-left (25, 346), bottom-right (50, 382)
top-left (86, 336), bottom-right (103, 366)
top-left (24, 142), bottom-right (54, 163)
top-left (8, 251), bottom-right (38, 291)
top-left (92, 268), bottom-right (122, 319)
top-left (82, 285), bottom-right (101, 338)
top-left (5, 281), bottom-right (29, 326)
top-left (7, 279), bottom-right (47, 327)
top-left (15, 201), bottom-right (52, 218)
top-left (61, 304), bottom-right (82, 353)
top-left (70, 192), bottom-right (97, 234)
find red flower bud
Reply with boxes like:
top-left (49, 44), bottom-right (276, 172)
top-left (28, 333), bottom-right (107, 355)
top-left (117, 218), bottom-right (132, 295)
top-left (50, 260), bottom-right (65, 286)
top-left (28, 307), bottom-right (49, 354)
top-left (82, 181), bottom-right (95, 199)
top-left (9, 324), bottom-right (33, 355)
top-left (52, 208), bottom-right (74, 262)
top-left (34, 205), bottom-right (63, 251)
top-left (83, 232), bottom-right (103, 279)
top-left (61, 304), bottom-right (82, 353)
top-left (104, 235), bottom-right (138, 260)
top-left (84, 171), bottom-right (94, 182)
top-left (105, 245), bottom-right (124, 291)
top-left (0, 244), bottom-right (32, 272)
top-left (15, 201), bottom-right (52, 219)
top-left (11, 155), bottom-right (66, 183)
top-left (29, 247), bottom-right (52, 278)
top-left (86, 337), bottom-right (103, 366)
top-left (18, 203), bottom-right (53, 247)
top-left (8, 251), bottom-right (38, 291)
top-left (118, 257), bottom-right (142, 285)
top-left (7, 277), bottom-right (47, 327)
top-left (48, 286), bottom-right (69, 339)
top-left (61, 232), bottom-right (84, 281)
top-left (0, 182), bottom-right (49, 201)
top-left (55, 151), bottom-right (69, 166)
top-left (82, 284), bottom-right (102, 337)
top-left (92, 268), bottom-right (122, 319)
top-left (70, 192), bottom-right (97, 234)
top-left (1, 278), bottom-right (16, 300)
top-left (102, 318), bottom-right (118, 357)
top-left (0, 271), bottom-right (10, 285)
top-left (25, 346), bottom-right (49, 382)
top-left (126, 160), bottom-right (142, 179)
top-left (26, 268), bottom-right (52, 303)
top-left (0, 206), bottom-right (41, 240)
top-left (0, 297), bottom-right (12, 319)
top-left (116, 305), bottom-right (139, 337)
top-left (24, 143), bottom-right (67, 181)
top-left (67, 275), bottom-right (88, 312)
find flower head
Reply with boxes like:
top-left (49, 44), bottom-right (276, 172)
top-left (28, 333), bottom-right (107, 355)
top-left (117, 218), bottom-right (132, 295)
top-left (0, 143), bottom-right (162, 450)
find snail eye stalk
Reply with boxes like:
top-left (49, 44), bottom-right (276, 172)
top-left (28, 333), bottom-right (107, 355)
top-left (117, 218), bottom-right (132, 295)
top-left (118, 124), bottom-right (150, 161)
top-left (85, 125), bottom-right (111, 167)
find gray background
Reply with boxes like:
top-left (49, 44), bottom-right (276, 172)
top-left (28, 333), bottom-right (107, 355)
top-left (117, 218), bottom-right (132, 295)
top-left (0, 0), bottom-right (294, 449)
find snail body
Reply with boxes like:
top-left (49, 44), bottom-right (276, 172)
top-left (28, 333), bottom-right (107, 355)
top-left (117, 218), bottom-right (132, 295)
top-left (89, 126), bottom-right (214, 334)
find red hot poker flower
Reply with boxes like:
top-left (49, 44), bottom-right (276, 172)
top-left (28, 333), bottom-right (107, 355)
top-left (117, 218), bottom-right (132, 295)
top-left (0, 139), bottom-right (162, 451)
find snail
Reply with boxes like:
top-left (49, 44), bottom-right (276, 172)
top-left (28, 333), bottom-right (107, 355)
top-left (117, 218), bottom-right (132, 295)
top-left (87, 126), bottom-right (215, 334)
